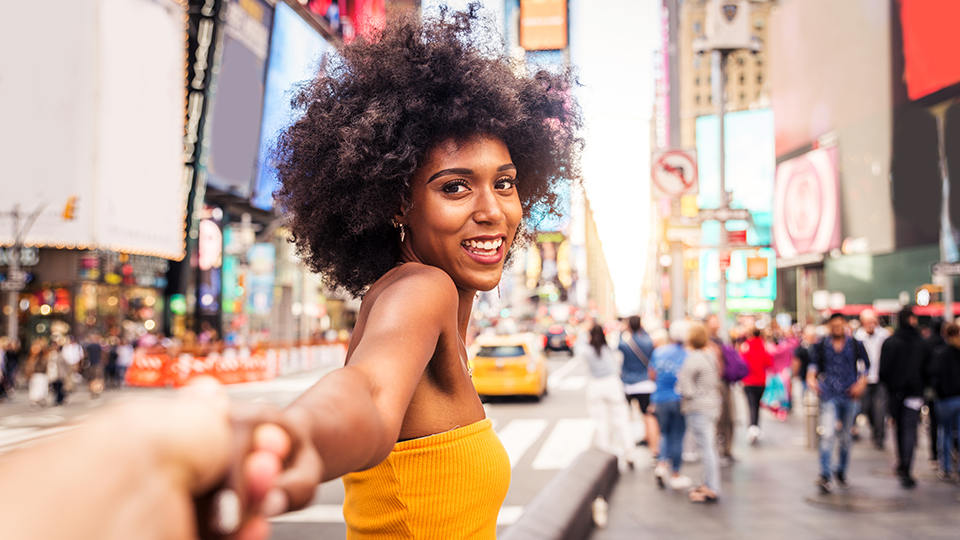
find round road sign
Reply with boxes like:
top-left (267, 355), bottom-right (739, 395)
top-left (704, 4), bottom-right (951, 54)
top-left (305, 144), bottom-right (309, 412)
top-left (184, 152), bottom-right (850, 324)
top-left (652, 149), bottom-right (698, 198)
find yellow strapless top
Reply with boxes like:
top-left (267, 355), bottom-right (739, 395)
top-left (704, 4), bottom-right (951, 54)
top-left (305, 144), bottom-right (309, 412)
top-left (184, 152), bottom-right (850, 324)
top-left (342, 418), bottom-right (511, 540)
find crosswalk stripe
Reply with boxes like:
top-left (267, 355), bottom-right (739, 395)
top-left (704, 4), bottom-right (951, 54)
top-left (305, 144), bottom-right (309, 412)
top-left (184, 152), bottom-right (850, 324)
top-left (547, 357), bottom-right (582, 388)
top-left (496, 418), bottom-right (549, 468)
top-left (270, 504), bottom-right (525, 525)
top-left (0, 425), bottom-right (80, 454)
top-left (554, 375), bottom-right (587, 391)
top-left (531, 418), bottom-right (594, 470)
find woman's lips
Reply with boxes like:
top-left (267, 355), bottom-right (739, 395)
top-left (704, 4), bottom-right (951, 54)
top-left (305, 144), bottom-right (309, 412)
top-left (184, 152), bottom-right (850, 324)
top-left (461, 237), bottom-right (505, 263)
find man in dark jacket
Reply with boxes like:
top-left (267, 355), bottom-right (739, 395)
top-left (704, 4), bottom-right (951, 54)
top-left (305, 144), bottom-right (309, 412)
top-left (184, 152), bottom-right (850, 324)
top-left (880, 308), bottom-right (933, 488)
top-left (925, 319), bottom-right (946, 467)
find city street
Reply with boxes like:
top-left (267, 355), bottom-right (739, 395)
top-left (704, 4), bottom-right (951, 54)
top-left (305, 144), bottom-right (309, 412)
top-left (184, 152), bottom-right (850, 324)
top-left (0, 352), bottom-right (599, 538)
top-left (592, 392), bottom-right (960, 540)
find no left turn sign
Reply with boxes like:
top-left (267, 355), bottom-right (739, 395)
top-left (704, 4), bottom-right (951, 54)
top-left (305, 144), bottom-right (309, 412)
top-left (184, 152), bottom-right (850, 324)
top-left (652, 149), bottom-right (698, 199)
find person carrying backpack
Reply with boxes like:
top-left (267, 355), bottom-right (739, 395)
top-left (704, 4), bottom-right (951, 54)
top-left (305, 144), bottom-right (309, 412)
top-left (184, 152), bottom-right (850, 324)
top-left (706, 314), bottom-right (747, 463)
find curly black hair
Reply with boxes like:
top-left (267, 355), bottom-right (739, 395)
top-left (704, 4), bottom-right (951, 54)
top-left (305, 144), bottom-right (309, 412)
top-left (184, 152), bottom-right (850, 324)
top-left (274, 4), bottom-right (582, 297)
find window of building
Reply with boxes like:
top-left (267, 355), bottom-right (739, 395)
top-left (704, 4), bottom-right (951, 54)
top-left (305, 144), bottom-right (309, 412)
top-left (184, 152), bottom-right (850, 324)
top-left (693, 55), bottom-right (701, 70)
top-left (740, 75), bottom-right (745, 85)
top-left (740, 92), bottom-right (746, 102)
top-left (695, 77), bottom-right (700, 86)
top-left (696, 95), bottom-right (701, 104)
top-left (693, 21), bottom-right (701, 34)
top-left (758, 74), bottom-right (763, 84)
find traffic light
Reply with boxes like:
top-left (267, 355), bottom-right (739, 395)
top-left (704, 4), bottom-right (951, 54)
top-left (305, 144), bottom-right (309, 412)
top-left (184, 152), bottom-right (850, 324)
top-left (916, 284), bottom-right (942, 307)
top-left (63, 196), bottom-right (78, 220)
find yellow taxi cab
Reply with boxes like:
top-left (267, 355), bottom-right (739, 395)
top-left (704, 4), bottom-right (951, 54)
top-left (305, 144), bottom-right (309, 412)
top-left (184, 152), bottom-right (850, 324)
top-left (468, 333), bottom-right (548, 400)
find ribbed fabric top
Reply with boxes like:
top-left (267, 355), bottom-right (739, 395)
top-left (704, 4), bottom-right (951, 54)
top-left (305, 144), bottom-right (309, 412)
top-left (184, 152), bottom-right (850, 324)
top-left (342, 419), bottom-right (511, 540)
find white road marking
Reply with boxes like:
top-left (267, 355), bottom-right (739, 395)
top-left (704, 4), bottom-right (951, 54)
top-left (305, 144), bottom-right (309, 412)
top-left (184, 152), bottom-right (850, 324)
top-left (547, 357), bottom-right (583, 388)
top-left (531, 418), bottom-right (595, 470)
top-left (0, 425), bottom-right (81, 454)
top-left (496, 419), bottom-right (549, 467)
top-left (270, 504), bottom-right (525, 525)
top-left (554, 375), bottom-right (587, 391)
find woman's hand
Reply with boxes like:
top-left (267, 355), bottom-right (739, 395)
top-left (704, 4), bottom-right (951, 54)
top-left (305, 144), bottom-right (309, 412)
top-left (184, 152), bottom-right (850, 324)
top-left (209, 401), bottom-right (323, 536)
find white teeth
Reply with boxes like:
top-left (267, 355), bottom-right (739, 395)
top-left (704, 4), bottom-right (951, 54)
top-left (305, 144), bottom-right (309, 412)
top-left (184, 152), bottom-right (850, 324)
top-left (463, 238), bottom-right (502, 252)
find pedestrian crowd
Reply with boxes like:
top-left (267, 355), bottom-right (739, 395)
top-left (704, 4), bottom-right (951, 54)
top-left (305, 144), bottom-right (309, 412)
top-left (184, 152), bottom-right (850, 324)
top-left (575, 304), bottom-right (960, 504)
top-left (0, 331), bottom-right (137, 407)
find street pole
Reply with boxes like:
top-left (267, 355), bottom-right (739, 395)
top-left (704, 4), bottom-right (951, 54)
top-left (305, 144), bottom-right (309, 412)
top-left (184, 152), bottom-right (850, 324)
top-left (5, 205), bottom-right (20, 342)
top-left (713, 49), bottom-right (730, 340)
top-left (666, 0), bottom-right (685, 323)
top-left (932, 102), bottom-right (955, 322)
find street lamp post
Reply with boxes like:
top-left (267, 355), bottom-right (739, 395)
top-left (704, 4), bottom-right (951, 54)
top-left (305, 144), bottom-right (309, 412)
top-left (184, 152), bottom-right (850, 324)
top-left (695, 0), bottom-right (759, 341)
top-left (3, 204), bottom-right (47, 342)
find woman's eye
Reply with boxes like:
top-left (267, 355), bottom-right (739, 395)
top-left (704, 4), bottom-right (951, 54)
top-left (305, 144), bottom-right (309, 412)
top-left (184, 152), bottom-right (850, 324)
top-left (441, 180), bottom-right (468, 194)
top-left (496, 177), bottom-right (516, 190)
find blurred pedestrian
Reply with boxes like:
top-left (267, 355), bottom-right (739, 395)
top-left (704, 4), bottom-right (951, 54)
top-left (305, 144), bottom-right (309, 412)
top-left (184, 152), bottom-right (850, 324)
top-left (651, 320), bottom-right (691, 490)
top-left (808, 313), bottom-right (870, 493)
top-left (678, 322), bottom-right (722, 502)
top-left (24, 341), bottom-right (48, 408)
top-left (618, 315), bottom-right (658, 452)
top-left (741, 327), bottom-right (773, 444)
top-left (116, 338), bottom-right (134, 387)
top-left (925, 318), bottom-right (946, 469)
top-left (792, 325), bottom-right (818, 389)
top-left (929, 322), bottom-right (960, 482)
top-left (578, 323), bottom-right (636, 470)
top-left (855, 309), bottom-right (890, 450)
top-left (46, 342), bottom-right (71, 406)
top-left (706, 314), bottom-right (743, 464)
top-left (880, 308), bottom-right (933, 489)
top-left (84, 332), bottom-right (104, 398)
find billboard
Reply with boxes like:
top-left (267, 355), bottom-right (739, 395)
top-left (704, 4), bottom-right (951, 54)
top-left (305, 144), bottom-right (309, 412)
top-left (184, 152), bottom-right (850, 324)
top-left (520, 0), bottom-right (567, 51)
top-left (898, 0), bottom-right (960, 101)
top-left (204, 0), bottom-right (273, 197)
top-left (772, 146), bottom-right (841, 258)
top-left (696, 109), bottom-right (776, 305)
top-left (768, 0), bottom-right (895, 254)
top-left (0, 0), bottom-right (188, 260)
top-left (252, 1), bottom-right (337, 210)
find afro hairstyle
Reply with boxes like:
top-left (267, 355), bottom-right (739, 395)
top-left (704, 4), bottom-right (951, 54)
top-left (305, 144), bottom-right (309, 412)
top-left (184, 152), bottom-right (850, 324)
top-left (273, 4), bottom-right (583, 297)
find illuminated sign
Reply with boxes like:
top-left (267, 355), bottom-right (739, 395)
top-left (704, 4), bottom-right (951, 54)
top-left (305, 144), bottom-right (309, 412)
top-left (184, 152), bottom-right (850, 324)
top-left (520, 0), bottom-right (567, 51)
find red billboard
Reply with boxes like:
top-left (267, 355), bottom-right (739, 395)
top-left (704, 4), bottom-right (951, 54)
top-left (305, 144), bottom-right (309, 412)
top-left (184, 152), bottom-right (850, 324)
top-left (898, 0), bottom-right (960, 101)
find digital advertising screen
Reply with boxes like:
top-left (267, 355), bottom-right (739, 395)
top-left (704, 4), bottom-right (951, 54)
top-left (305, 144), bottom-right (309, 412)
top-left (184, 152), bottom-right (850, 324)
top-left (205, 0), bottom-right (273, 197)
top-left (252, 1), bottom-right (337, 210)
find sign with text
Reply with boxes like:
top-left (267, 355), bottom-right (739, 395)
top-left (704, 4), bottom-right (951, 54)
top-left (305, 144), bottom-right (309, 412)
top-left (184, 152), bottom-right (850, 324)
top-left (699, 207), bottom-right (750, 222)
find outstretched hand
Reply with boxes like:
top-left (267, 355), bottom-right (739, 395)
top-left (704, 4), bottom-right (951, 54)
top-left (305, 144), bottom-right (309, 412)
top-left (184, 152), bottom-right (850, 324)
top-left (202, 401), bottom-right (323, 539)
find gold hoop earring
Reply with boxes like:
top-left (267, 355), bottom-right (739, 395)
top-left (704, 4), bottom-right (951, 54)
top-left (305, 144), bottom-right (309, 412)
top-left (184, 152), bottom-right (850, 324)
top-left (400, 224), bottom-right (405, 243)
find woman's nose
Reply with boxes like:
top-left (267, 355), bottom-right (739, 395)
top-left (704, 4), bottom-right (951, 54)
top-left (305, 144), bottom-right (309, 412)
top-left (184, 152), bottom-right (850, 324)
top-left (473, 188), bottom-right (505, 224)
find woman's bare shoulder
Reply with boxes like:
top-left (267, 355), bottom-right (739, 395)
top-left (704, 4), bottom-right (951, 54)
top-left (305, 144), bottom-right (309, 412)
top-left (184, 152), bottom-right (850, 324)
top-left (365, 263), bottom-right (458, 317)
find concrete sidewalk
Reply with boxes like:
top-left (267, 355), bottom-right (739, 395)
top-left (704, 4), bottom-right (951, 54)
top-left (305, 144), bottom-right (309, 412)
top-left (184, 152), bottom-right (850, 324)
top-left (592, 399), bottom-right (960, 540)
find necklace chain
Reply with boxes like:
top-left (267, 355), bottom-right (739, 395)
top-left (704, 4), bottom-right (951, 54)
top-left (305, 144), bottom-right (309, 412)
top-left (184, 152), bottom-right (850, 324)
top-left (456, 331), bottom-right (473, 377)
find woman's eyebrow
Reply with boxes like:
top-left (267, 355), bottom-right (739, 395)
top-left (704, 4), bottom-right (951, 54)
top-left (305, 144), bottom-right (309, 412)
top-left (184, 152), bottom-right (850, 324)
top-left (426, 163), bottom-right (516, 184)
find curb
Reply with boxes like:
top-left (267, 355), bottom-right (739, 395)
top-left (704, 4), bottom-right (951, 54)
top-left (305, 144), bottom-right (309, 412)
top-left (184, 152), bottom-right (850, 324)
top-left (500, 449), bottom-right (620, 540)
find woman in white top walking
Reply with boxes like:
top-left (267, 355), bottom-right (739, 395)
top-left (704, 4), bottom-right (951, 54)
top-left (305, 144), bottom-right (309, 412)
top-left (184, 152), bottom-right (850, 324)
top-left (577, 323), bottom-right (636, 470)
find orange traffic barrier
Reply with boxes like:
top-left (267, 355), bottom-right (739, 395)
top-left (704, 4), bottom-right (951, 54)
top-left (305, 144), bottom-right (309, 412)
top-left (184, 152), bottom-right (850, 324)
top-left (125, 343), bottom-right (347, 388)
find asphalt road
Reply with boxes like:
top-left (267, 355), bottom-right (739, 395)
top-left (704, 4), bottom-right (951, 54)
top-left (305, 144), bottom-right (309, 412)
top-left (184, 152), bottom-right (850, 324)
top-left (0, 351), bottom-right (601, 539)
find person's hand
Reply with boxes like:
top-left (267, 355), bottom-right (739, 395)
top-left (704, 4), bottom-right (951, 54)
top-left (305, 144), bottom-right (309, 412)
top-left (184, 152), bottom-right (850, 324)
top-left (847, 378), bottom-right (867, 399)
top-left (205, 401), bottom-right (322, 538)
top-left (807, 375), bottom-right (820, 396)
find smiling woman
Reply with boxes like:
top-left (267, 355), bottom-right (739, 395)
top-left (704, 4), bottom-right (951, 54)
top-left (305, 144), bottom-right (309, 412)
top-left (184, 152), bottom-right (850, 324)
top-left (234, 4), bottom-right (586, 540)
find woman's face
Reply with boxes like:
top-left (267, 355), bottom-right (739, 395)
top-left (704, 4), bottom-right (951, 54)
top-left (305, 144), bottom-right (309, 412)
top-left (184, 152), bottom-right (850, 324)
top-left (400, 135), bottom-right (522, 293)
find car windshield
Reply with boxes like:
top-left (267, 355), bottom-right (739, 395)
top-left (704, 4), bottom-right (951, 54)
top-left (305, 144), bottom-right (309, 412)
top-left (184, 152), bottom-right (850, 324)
top-left (476, 345), bottom-right (525, 358)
